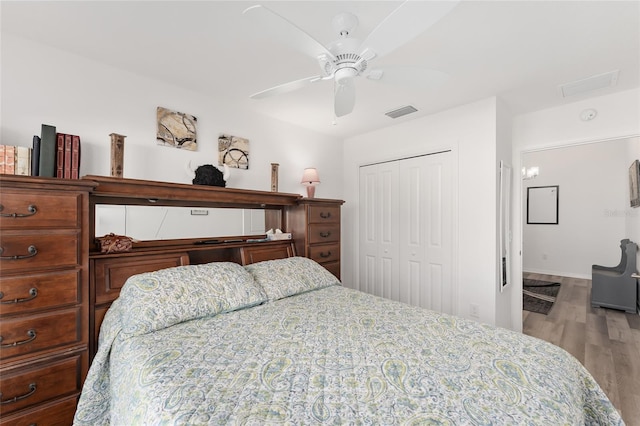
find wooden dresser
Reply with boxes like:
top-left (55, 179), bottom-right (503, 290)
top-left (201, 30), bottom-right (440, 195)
top-left (287, 198), bottom-right (344, 279)
top-left (0, 176), bottom-right (95, 425)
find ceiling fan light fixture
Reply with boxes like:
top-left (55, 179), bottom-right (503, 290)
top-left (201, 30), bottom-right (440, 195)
top-left (385, 105), bottom-right (418, 119)
top-left (335, 67), bottom-right (358, 83)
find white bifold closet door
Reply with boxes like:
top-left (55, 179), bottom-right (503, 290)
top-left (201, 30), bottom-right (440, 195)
top-left (359, 151), bottom-right (453, 314)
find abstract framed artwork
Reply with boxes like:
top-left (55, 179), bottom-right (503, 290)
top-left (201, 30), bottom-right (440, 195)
top-left (218, 134), bottom-right (249, 170)
top-left (630, 159), bottom-right (640, 208)
top-left (156, 107), bottom-right (197, 151)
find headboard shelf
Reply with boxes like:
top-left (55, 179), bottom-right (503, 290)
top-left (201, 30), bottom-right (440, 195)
top-left (84, 175), bottom-right (302, 208)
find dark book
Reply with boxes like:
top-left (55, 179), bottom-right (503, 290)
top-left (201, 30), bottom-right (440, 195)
top-left (56, 133), bottom-right (65, 178)
top-left (38, 124), bottom-right (56, 177)
top-left (71, 135), bottom-right (81, 179)
top-left (31, 135), bottom-right (41, 176)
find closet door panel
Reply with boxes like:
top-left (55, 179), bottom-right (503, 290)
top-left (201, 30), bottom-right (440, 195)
top-left (359, 162), bottom-right (399, 298)
top-left (359, 152), bottom-right (452, 314)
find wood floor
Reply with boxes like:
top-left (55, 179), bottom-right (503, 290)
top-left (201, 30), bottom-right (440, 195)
top-left (523, 273), bottom-right (640, 425)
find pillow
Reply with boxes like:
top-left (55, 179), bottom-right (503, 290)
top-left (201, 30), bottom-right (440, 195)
top-left (119, 262), bottom-right (266, 336)
top-left (245, 256), bottom-right (340, 301)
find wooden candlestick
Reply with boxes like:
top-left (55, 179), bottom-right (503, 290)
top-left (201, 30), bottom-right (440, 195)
top-left (270, 163), bottom-right (279, 192)
top-left (110, 133), bottom-right (126, 178)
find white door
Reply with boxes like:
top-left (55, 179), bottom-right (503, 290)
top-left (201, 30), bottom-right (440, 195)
top-left (359, 151), bottom-right (453, 314)
top-left (359, 160), bottom-right (399, 299)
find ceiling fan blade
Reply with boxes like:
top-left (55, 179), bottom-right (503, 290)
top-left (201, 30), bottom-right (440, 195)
top-left (250, 75), bottom-right (323, 99)
top-left (360, 0), bottom-right (459, 59)
top-left (334, 78), bottom-right (356, 117)
top-left (366, 67), bottom-right (449, 89)
top-left (243, 5), bottom-right (335, 61)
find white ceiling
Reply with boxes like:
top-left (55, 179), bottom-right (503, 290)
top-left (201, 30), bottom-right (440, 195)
top-left (2, 1), bottom-right (639, 139)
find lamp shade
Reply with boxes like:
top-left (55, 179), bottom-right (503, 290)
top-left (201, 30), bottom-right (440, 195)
top-left (301, 168), bottom-right (320, 185)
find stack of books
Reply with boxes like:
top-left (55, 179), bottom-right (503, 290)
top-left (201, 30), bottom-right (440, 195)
top-left (3, 124), bottom-right (82, 178)
top-left (0, 145), bottom-right (32, 175)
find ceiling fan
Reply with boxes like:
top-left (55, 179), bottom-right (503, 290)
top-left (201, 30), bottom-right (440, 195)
top-left (243, 1), bottom-right (459, 118)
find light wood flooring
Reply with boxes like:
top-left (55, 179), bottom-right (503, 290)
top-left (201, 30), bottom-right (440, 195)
top-left (523, 273), bottom-right (640, 425)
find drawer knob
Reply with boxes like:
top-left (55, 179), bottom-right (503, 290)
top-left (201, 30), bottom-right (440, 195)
top-left (0, 204), bottom-right (37, 218)
top-left (0, 287), bottom-right (38, 305)
top-left (319, 232), bottom-right (331, 238)
top-left (319, 212), bottom-right (332, 219)
top-left (0, 383), bottom-right (37, 405)
top-left (320, 251), bottom-right (332, 258)
top-left (0, 245), bottom-right (38, 260)
top-left (0, 329), bottom-right (37, 348)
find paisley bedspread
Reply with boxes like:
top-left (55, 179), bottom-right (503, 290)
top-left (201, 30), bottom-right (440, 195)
top-left (74, 261), bottom-right (622, 425)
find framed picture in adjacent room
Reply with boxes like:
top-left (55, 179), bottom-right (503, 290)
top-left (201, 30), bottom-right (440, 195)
top-left (527, 185), bottom-right (559, 225)
top-left (630, 159), bottom-right (640, 208)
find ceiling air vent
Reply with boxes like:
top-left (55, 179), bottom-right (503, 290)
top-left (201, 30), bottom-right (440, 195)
top-left (385, 105), bottom-right (418, 119)
top-left (558, 70), bottom-right (619, 98)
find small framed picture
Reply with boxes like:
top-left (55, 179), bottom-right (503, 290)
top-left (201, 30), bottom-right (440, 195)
top-left (630, 160), bottom-right (640, 208)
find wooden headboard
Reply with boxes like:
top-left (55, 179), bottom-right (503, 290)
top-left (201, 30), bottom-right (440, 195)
top-left (85, 175), bottom-right (303, 359)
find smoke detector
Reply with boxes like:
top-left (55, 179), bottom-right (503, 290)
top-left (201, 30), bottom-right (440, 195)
top-left (580, 108), bottom-right (598, 121)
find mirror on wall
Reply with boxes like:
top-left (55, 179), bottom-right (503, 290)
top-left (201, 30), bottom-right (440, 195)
top-left (499, 161), bottom-right (512, 291)
top-left (95, 205), bottom-right (267, 240)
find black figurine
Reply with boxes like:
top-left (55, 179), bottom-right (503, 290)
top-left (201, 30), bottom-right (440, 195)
top-left (192, 164), bottom-right (226, 187)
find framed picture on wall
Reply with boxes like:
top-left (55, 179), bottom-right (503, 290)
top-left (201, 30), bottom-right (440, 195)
top-left (527, 185), bottom-right (559, 224)
top-left (630, 160), bottom-right (640, 208)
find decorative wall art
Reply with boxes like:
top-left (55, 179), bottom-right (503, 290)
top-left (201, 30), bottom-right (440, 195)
top-left (218, 134), bottom-right (249, 169)
top-left (527, 185), bottom-right (559, 224)
top-left (156, 107), bottom-right (197, 151)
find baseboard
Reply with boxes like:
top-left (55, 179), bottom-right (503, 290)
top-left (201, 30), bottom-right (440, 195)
top-left (523, 268), bottom-right (591, 280)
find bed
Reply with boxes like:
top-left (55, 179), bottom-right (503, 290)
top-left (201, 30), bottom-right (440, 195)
top-left (74, 257), bottom-right (622, 425)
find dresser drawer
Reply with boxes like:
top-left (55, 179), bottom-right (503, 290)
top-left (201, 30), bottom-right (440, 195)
top-left (0, 353), bottom-right (83, 416)
top-left (0, 191), bottom-right (80, 230)
top-left (309, 243), bottom-right (340, 264)
top-left (0, 232), bottom-right (79, 273)
top-left (93, 253), bottom-right (189, 305)
top-left (0, 394), bottom-right (78, 426)
top-left (241, 242), bottom-right (295, 265)
top-left (0, 270), bottom-right (80, 316)
top-left (0, 308), bottom-right (81, 360)
top-left (308, 205), bottom-right (340, 224)
top-left (308, 223), bottom-right (340, 244)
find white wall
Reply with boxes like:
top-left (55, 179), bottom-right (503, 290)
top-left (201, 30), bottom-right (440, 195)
top-left (512, 88), bottom-right (640, 330)
top-left (523, 139), bottom-right (632, 278)
top-left (343, 97), bottom-right (500, 325)
top-left (0, 34), bottom-right (344, 198)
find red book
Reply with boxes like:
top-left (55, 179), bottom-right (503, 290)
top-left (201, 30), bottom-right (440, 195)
top-left (56, 133), bottom-right (65, 178)
top-left (64, 134), bottom-right (72, 179)
top-left (71, 135), bottom-right (81, 179)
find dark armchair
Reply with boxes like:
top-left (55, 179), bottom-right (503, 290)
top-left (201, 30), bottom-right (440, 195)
top-left (591, 239), bottom-right (638, 313)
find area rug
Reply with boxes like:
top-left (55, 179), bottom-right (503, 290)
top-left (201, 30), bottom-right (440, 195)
top-left (523, 279), bottom-right (561, 315)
